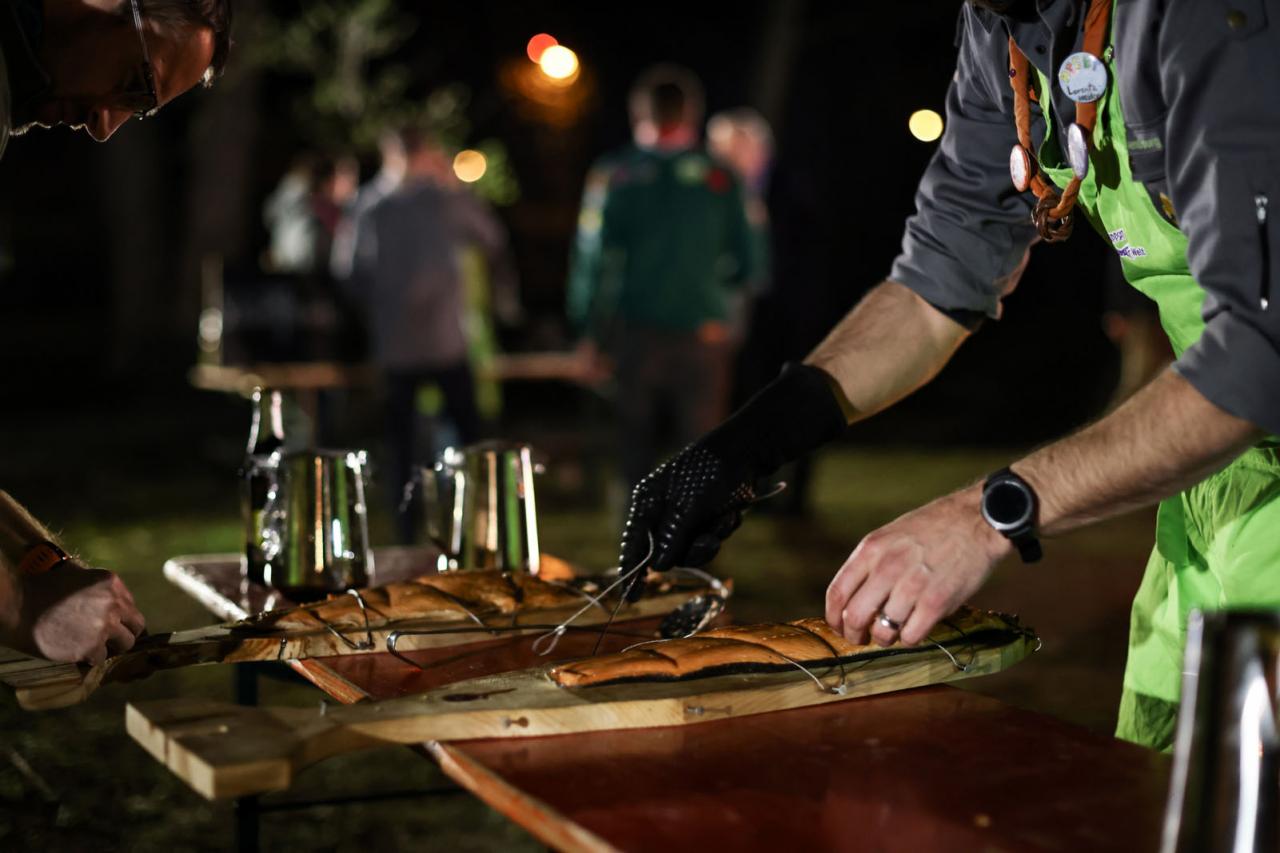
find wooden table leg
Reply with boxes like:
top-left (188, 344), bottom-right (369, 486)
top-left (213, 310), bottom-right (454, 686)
top-left (233, 663), bottom-right (259, 706)
top-left (235, 795), bottom-right (260, 853)
top-left (234, 663), bottom-right (261, 852)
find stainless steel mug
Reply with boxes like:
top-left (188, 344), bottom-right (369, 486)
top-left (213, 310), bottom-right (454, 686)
top-left (409, 441), bottom-right (541, 574)
top-left (1162, 609), bottom-right (1280, 853)
top-left (261, 449), bottom-right (374, 599)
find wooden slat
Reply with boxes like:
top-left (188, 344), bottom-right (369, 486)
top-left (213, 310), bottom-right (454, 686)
top-left (426, 741), bottom-right (618, 853)
top-left (3, 563), bottom-right (715, 710)
top-left (127, 628), bottom-right (1035, 800)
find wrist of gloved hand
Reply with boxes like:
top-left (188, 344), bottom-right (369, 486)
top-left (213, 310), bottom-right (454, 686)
top-left (619, 362), bottom-right (846, 588)
top-left (702, 362), bottom-right (847, 475)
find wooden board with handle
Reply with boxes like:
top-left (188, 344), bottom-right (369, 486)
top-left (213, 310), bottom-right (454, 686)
top-left (0, 571), bottom-right (719, 711)
top-left (126, 610), bottom-right (1037, 800)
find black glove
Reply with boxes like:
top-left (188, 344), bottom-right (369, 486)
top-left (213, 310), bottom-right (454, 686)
top-left (618, 363), bottom-right (847, 594)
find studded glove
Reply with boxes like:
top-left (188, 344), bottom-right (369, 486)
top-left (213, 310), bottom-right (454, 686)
top-left (618, 363), bottom-right (847, 595)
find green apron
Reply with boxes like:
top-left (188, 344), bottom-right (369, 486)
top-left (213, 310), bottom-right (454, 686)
top-left (1034, 27), bottom-right (1280, 751)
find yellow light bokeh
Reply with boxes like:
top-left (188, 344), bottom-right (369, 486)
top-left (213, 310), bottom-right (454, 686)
top-left (539, 45), bottom-right (579, 81)
top-left (908, 109), bottom-right (944, 142)
top-left (453, 149), bottom-right (487, 183)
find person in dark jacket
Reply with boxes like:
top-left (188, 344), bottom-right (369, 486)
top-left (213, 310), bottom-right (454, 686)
top-left (339, 128), bottom-right (514, 541)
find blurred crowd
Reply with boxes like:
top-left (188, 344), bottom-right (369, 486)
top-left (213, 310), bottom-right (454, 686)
top-left (251, 62), bottom-right (825, 541)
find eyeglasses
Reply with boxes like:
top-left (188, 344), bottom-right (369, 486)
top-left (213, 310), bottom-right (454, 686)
top-left (122, 0), bottom-right (160, 118)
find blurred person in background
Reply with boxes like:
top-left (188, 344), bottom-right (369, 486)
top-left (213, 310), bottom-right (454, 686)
top-left (263, 152), bottom-right (358, 276)
top-left (618, 0), bottom-right (1280, 752)
top-left (705, 107), bottom-right (771, 357)
top-left (706, 108), bottom-right (831, 516)
top-left (330, 127), bottom-right (409, 281)
top-left (0, 0), bottom-right (232, 663)
top-left (336, 127), bottom-right (515, 542)
top-left (311, 154), bottom-right (359, 271)
top-left (567, 64), bottom-right (757, 497)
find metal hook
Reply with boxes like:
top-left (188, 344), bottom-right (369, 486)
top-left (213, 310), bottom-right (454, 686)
top-left (314, 589), bottom-right (377, 651)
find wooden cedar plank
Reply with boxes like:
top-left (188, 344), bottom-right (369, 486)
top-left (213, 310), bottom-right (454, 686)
top-left (126, 631), bottom-right (1035, 800)
top-left (4, 584), bottom-right (711, 711)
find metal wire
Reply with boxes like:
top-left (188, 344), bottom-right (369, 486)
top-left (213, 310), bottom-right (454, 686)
top-left (383, 624), bottom-right (657, 672)
top-left (531, 532), bottom-right (655, 657)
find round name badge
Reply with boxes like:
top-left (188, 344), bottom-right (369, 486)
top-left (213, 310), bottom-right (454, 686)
top-left (1057, 51), bottom-right (1108, 103)
top-left (1066, 123), bottom-right (1090, 179)
top-left (1009, 144), bottom-right (1033, 192)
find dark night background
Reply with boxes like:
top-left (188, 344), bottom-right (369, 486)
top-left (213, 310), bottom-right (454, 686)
top-left (0, 0), bottom-right (1117, 451)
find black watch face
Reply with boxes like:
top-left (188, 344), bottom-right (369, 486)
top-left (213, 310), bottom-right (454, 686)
top-left (985, 480), bottom-right (1033, 529)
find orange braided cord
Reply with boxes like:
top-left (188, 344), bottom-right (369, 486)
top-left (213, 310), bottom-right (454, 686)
top-left (1051, 177), bottom-right (1082, 218)
top-left (1007, 37), bottom-right (1035, 152)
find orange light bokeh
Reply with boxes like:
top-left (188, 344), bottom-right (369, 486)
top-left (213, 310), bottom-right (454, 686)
top-left (526, 33), bottom-right (558, 64)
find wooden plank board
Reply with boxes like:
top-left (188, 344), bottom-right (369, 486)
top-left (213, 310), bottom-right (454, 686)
top-left (162, 547), bottom-right (438, 706)
top-left (1, 579), bottom-right (712, 711)
top-left (126, 627), bottom-right (1036, 800)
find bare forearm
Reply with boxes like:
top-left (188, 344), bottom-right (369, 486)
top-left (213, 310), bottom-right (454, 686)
top-left (805, 280), bottom-right (971, 423)
top-left (0, 491), bottom-right (60, 631)
top-left (0, 491), bottom-right (57, 563)
top-left (1017, 370), bottom-right (1264, 535)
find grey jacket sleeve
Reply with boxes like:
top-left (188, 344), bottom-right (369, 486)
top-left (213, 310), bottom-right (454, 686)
top-left (889, 8), bottom-right (1038, 320)
top-left (1160, 0), bottom-right (1280, 436)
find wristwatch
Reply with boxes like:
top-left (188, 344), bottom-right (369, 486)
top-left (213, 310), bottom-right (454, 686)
top-left (981, 468), bottom-right (1042, 563)
top-left (17, 540), bottom-right (70, 576)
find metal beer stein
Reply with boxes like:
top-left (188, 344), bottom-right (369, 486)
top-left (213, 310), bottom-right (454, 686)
top-left (411, 441), bottom-right (541, 574)
top-left (260, 450), bottom-right (374, 600)
top-left (1162, 609), bottom-right (1280, 853)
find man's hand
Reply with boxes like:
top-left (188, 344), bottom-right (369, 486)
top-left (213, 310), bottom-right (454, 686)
top-left (825, 486), bottom-right (1010, 647)
top-left (617, 363), bottom-right (848, 590)
top-left (2, 564), bottom-right (145, 664)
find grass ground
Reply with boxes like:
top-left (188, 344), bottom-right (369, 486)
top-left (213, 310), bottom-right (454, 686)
top-left (0, 433), bottom-right (1156, 851)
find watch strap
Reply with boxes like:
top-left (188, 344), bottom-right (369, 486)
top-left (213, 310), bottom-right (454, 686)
top-left (17, 541), bottom-right (69, 576)
top-left (1010, 532), bottom-right (1043, 564)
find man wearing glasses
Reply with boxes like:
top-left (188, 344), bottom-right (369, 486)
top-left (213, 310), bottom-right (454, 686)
top-left (0, 0), bottom-right (231, 666)
top-left (2, 0), bottom-right (230, 152)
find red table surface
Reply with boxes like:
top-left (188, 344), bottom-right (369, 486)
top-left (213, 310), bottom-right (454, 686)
top-left (316, 646), bottom-right (1171, 852)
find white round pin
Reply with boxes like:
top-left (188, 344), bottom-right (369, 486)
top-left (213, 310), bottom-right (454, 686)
top-left (1009, 144), bottom-right (1033, 192)
top-left (1066, 122), bottom-right (1090, 179)
top-left (1057, 51), bottom-right (1108, 103)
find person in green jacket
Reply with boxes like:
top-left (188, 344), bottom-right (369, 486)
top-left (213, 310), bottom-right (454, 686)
top-left (568, 64), bottom-right (757, 491)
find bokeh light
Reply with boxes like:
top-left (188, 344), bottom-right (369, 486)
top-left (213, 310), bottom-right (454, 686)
top-left (453, 149), bottom-right (488, 183)
top-left (908, 109), bottom-right (944, 142)
top-left (538, 45), bottom-right (579, 81)
top-left (526, 33), bottom-right (558, 64)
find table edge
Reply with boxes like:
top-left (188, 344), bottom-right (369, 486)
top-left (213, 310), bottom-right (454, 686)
top-left (426, 740), bottom-right (620, 853)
